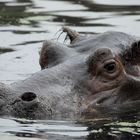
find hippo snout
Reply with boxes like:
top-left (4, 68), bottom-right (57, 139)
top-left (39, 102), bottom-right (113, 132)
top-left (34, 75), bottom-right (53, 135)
top-left (11, 92), bottom-right (47, 119)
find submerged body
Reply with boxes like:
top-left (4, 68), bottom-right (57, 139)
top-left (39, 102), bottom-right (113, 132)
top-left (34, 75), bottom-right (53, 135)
top-left (0, 27), bottom-right (140, 120)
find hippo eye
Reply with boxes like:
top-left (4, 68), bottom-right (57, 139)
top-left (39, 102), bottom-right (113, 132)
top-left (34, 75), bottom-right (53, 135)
top-left (104, 62), bottom-right (116, 73)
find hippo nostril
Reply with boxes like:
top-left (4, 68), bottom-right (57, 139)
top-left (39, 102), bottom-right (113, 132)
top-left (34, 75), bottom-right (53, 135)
top-left (21, 92), bottom-right (37, 102)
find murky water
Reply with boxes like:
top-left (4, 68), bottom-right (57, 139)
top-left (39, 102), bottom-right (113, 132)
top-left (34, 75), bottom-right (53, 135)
top-left (0, 0), bottom-right (140, 139)
top-left (0, 117), bottom-right (140, 140)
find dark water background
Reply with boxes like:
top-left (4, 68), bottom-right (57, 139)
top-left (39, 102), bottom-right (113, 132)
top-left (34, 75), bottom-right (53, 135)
top-left (0, 0), bottom-right (140, 139)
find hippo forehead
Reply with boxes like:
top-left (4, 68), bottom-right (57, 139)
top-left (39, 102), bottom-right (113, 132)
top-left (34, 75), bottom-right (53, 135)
top-left (68, 31), bottom-right (135, 53)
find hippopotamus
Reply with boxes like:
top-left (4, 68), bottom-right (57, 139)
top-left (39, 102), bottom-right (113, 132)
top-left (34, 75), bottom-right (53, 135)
top-left (0, 27), bottom-right (140, 120)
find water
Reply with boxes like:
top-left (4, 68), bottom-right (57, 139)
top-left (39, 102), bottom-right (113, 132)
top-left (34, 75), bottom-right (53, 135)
top-left (0, 117), bottom-right (140, 140)
top-left (0, 0), bottom-right (140, 139)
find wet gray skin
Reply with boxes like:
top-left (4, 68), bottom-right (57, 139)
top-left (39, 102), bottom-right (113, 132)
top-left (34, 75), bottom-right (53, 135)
top-left (0, 27), bottom-right (140, 120)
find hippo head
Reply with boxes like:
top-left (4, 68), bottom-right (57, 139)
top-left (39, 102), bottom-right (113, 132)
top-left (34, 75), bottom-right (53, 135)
top-left (0, 27), bottom-right (140, 120)
top-left (39, 27), bottom-right (140, 120)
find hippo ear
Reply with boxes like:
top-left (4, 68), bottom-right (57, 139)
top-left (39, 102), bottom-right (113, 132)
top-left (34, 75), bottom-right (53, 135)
top-left (124, 40), bottom-right (140, 65)
top-left (62, 27), bottom-right (80, 43)
top-left (39, 40), bottom-right (69, 69)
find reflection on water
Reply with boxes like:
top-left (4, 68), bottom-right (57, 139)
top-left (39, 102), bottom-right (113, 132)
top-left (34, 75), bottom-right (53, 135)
top-left (0, 47), bottom-right (14, 54)
top-left (0, 118), bottom-right (140, 140)
top-left (0, 0), bottom-right (33, 25)
top-left (0, 0), bottom-right (140, 139)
